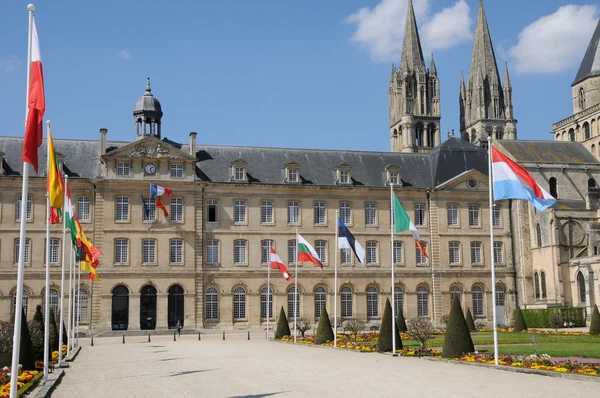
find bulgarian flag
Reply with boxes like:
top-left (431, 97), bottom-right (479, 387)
top-left (47, 128), bottom-right (63, 224)
top-left (270, 247), bottom-right (291, 281)
top-left (297, 233), bottom-right (323, 269)
top-left (393, 193), bottom-right (428, 258)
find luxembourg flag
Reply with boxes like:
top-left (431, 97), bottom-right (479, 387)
top-left (492, 146), bottom-right (556, 211)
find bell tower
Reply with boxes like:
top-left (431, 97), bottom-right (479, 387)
top-left (134, 77), bottom-right (163, 140)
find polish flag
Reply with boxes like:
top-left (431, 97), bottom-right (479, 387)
top-left (23, 18), bottom-right (45, 174)
top-left (270, 247), bottom-right (291, 281)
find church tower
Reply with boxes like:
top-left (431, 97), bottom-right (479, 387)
top-left (389, 0), bottom-right (441, 153)
top-left (459, 0), bottom-right (516, 147)
top-left (134, 77), bottom-right (163, 140)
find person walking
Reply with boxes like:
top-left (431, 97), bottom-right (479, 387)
top-left (176, 320), bottom-right (181, 336)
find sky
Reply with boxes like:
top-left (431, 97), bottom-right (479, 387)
top-left (0, 0), bottom-right (598, 152)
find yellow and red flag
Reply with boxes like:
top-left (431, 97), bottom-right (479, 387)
top-left (47, 128), bottom-right (63, 224)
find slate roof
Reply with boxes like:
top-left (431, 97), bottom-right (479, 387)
top-left (497, 140), bottom-right (600, 165)
top-left (573, 19), bottom-right (600, 86)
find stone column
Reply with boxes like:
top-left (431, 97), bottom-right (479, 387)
top-left (157, 293), bottom-right (168, 329)
top-left (129, 293), bottom-right (140, 331)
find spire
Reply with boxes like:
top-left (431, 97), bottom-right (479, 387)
top-left (400, 0), bottom-right (426, 73)
top-left (460, 71), bottom-right (466, 97)
top-left (503, 62), bottom-right (511, 89)
top-left (573, 19), bottom-right (600, 86)
top-left (468, 0), bottom-right (502, 88)
top-left (145, 77), bottom-right (152, 95)
top-left (429, 53), bottom-right (437, 75)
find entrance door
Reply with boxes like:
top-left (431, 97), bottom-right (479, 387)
top-left (495, 287), bottom-right (506, 326)
top-left (168, 285), bottom-right (184, 329)
top-left (112, 285), bottom-right (129, 330)
top-left (140, 285), bottom-right (157, 330)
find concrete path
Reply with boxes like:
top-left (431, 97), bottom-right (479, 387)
top-left (53, 335), bottom-right (598, 398)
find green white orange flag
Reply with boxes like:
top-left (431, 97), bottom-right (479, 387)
top-left (393, 193), bottom-right (428, 258)
top-left (64, 182), bottom-right (77, 247)
top-left (297, 233), bottom-right (323, 269)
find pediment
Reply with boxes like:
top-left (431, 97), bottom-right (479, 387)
top-left (102, 136), bottom-right (196, 161)
top-left (434, 169), bottom-right (489, 191)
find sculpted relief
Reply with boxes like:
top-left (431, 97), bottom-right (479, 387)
top-left (129, 143), bottom-right (180, 159)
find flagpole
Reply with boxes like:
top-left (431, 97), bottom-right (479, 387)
top-left (487, 136), bottom-right (499, 366)
top-left (43, 121), bottom-right (51, 384)
top-left (10, 6), bottom-right (35, 397)
top-left (71, 249), bottom-right (76, 349)
top-left (66, 239), bottom-right (73, 358)
top-left (266, 247), bottom-right (271, 340)
top-left (390, 183), bottom-right (397, 356)
top-left (294, 230), bottom-right (298, 344)
top-left (334, 211), bottom-right (338, 348)
top-left (76, 257), bottom-right (81, 347)
top-left (58, 175), bottom-right (67, 367)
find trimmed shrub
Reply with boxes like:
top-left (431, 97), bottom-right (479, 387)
top-left (61, 313), bottom-right (68, 348)
top-left (315, 306), bottom-right (334, 344)
top-left (513, 307), bottom-right (528, 332)
top-left (19, 307), bottom-right (36, 371)
top-left (377, 298), bottom-right (402, 352)
top-left (442, 299), bottom-right (474, 358)
top-left (33, 305), bottom-right (43, 323)
top-left (465, 308), bottom-right (477, 332)
top-left (29, 306), bottom-right (44, 361)
top-left (396, 309), bottom-right (408, 333)
top-left (275, 307), bottom-right (291, 339)
top-left (520, 307), bottom-right (585, 328)
top-left (590, 305), bottom-right (600, 335)
top-left (49, 310), bottom-right (59, 353)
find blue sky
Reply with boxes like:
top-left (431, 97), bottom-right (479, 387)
top-left (0, 0), bottom-right (598, 152)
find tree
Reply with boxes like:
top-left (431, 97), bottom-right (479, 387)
top-left (296, 318), bottom-right (312, 338)
top-left (343, 318), bottom-right (366, 343)
top-left (377, 298), bottom-right (402, 352)
top-left (49, 310), bottom-right (59, 353)
top-left (29, 306), bottom-right (44, 361)
top-left (315, 306), bottom-right (334, 344)
top-left (407, 318), bottom-right (435, 349)
top-left (274, 307), bottom-right (291, 339)
top-left (549, 312), bottom-right (563, 332)
top-left (465, 308), bottom-right (477, 332)
top-left (513, 307), bottom-right (528, 332)
top-left (442, 298), bottom-right (474, 358)
top-left (0, 321), bottom-right (13, 367)
top-left (329, 316), bottom-right (343, 333)
top-left (396, 309), bottom-right (408, 333)
top-left (590, 304), bottom-right (600, 335)
top-left (19, 307), bottom-right (36, 371)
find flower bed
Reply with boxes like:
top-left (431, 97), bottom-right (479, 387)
top-left (398, 349), bottom-right (441, 357)
top-left (0, 367), bottom-right (42, 398)
top-left (458, 353), bottom-right (600, 376)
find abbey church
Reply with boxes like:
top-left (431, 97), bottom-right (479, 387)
top-left (1, 1), bottom-right (600, 334)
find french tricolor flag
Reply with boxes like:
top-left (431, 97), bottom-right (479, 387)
top-left (492, 146), bottom-right (556, 211)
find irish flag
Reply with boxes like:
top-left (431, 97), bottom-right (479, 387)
top-left (64, 181), bottom-right (77, 247)
top-left (297, 233), bottom-right (323, 269)
top-left (393, 193), bottom-right (428, 258)
top-left (270, 247), bottom-right (291, 281)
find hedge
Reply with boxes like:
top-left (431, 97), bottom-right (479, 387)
top-left (519, 307), bottom-right (586, 328)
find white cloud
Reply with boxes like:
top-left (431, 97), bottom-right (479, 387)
top-left (118, 49), bottom-right (132, 60)
top-left (345, 0), bottom-right (472, 62)
top-left (0, 57), bottom-right (22, 72)
top-left (509, 5), bottom-right (599, 74)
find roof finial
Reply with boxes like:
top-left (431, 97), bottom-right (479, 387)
top-left (146, 77), bottom-right (152, 94)
top-left (452, 129), bottom-right (455, 136)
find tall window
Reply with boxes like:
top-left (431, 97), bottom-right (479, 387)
top-left (114, 239), bottom-right (129, 264)
top-left (261, 287), bottom-right (273, 319)
top-left (450, 286), bottom-right (461, 304)
top-left (366, 287), bottom-right (378, 318)
top-left (341, 287), bottom-right (352, 318)
top-left (364, 203), bottom-right (376, 226)
top-left (115, 197), bottom-right (129, 221)
top-left (449, 241), bottom-right (460, 264)
top-left (314, 202), bottom-right (326, 225)
top-left (472, 286), bottom-right (483, 317)
top-left (205, 288), bottom-right (219, 320)
top-left (233, 287), bottom-right (246, 320)
top-left (170, 198), bottom-right (183, 222)
top-left (13, 291), bottom-right (29, 320)
top-left (471, 242), bottom-right (482, 265)
top-left (389, 171), bottom-right (399, 185)
top-left (534, 272), bottom-right (540, 299)
top-left (287, 168), bottom-right (298, 183)
top-left (580, 87), bottom-right (586, 110)
top-left (468, 205), bottom-right (479, 226)
top-left (288, 201), bottom-right (300, 224)
top-left (142, 239), bottom-right (156, 264)
top-left (314, 287), bottom-right (326, 318)
top-left (14, 238), bottom-right (31, 264)
top-left (536, 223), bottom-right (542, 247)
top-left (341, 248), bottom-right (352, 265)
top-left (16, 195), bottom-right (32, 221)
top-left (77, 197), bottom-right (91, 221)
top-left (416, 242), bottom-right (427, 265)
top-left (493, 242), bottom-right (503, 264)
top-left (76, 289), bottom-right (89, 323)
top-left (261, 240), bottom-right (273, 265)
top-left (340, 170), bottom-right (349, 184)
top-left (394, 286), bottom-right (404, 316)
top-left (234, 167), bottom-right (245, 181)
top-left (261, 200), bottom-right (273, 224)
top-left (287, 287), bottom-right (300, 320)
top-left (142, 196), bottom-right (156, 221)
top-left (417, 286), bottom-right (428, 316)
top-left (49, 238), bottom-right (60, 265)
top-left (366, 241), bottom-right (378, 264)
top-left (577, 272), bottom-right (586, 303)
top-left (234, 240), bottom-right (246, 264)
top-left (170, 164), bottom-right (183, 178)
top-left (116, 162), bottom-right (130, 176)
top-left (206, 240), bottom-right (219, 264)
top-left (288, 241), bottom-right (297, 265)
top-left (170, 239), bottom-right (183, 264)
top-left (393, 241), bottom-right (403, 264)
top-left (492, 205), bottom-right (501, 227)
top-left (447, 204), bottom-right (458, 226)
top-left (549, 177), bottom-right (558, 199)
top-left (234, 200), bottom-right (246, 223)
top-left (541, 271), bottom-right (547, 299)
top-left (48, 289), bottom-right (59, 317)
top-left (340, 202), bottom-right (351, 224)
top-left (414, 204), bottom-right (425, 226)
top-left (315, 240), bottom-right (327, 264)
top-left (584, 123), bottom-right (591, 140)
top-left (207, 200), bottom-right (219, 223)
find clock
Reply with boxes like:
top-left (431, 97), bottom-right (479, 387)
top-left (144, 163), bottom-right (157, 175)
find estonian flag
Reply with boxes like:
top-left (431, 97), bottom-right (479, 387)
top-left (337, 217), bottom-right (365, 265)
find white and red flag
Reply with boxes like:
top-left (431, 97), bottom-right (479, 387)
top-left (270, 247), bottom-right (291, 281)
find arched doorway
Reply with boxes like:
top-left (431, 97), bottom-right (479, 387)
top-left (140, 285), bottom-right (157, 330)
top-left (112, 285), bottom-right (129, 331)
top-left (168, 285), bottom-right (184, 329)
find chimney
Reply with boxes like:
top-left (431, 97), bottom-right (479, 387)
top-left (100, 128), bottom-right (107, 155)
top-left (189, 132), bottom-right (197, 157)
top-left (0, 151), bottom-right (4, 175)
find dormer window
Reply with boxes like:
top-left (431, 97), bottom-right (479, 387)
top-left (386, 165), bottom-right (401, 186)
top-left (288, 168), bottom-right (298, 183)
top-left (117, 161), bottom-right (131, 177)
top-left (336, 163), bottom-right (351, 185)
top-left (285, 162), bottom-right (300, 184)
top-left (340, 170), bottom-right (349, 184)
top-left (231, 159), bottom-right (248, 182)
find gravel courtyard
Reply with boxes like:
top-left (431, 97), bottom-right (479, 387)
top-left (53, 334), bottom-right (598, 397)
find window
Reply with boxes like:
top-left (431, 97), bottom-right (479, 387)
top-left (234, 240), bottom-right (246, 264)
top-left (261, 201), bottom-right (273, 224)
top-left (340, 170), bottom-right (349, 184)
top-left (417, 286), bottom-right (428, 316)
top-left (340, 202), bottom-right (351, 224)
top-left (366, 241), bottom-right (378, 264)
top-left (13, 291), bottom-right (29, 320)
top-left (288, 168), bottom-right (298, 183)
top-left (541, 271), bottom-right (547, 299)
top-left (496, 286), bottom-right (505, 309)
top-left (48, 289), bottom-right (59, 318)
top-left (314, 287), bottom-right (326, 318)
top-left (416, 242), bottom-right (427, 265)
top-left (206, 240), bottom-right (219, 264)
top-left (261, 240), bottom-right (273, 265)
top-left (492, 205), bottom-right (501, 227)
top-left (49, 238), bottom-right (60, 265)
top-left (114, 239), bottom-right (129, 264)
top-left (288, 241), bottom-right (297, 265)
top-left (447, 204), bottom-right (458, 226)
top-left (287, 287), bottom-right (300, 320)
top-left (261, 287), bottom-right (273, 319)
top-left (234, 167), bottom-right (245, 181)
top-left (234, 200), bottom-right (246, 223)
top-left (394, 286), bottom-right (404, 316)
top-left (414, 204), bottom-right (425, 226)
top-left (170, 164), bottom-right (183, 178)
top-left (142, 196), bottom-right (156, 222)
top-left (468, 205), bottom-right (479, 226)
top-left (315, 240), bottom-right (327, 264)
top-left (549, 177), bottom-right (558, 199)
top-left (450, 286), bottom-right (461, 304)
top-left (16, 195), bottom-right (32, 221)
top-left (75, 289), bottom-right (88, 323)
top-left (341, 287), bottom-right (352, 318)
top-left (584, 123), bottom-right (590, 140)
top-left (288, 201), bottom-right (300, 224)
top-left (233, 287), bottom-right (246, 320)
top-left (580, 87), bottom-right (586, 110)
top-left (117, 162), bottom-right (131, 177)
top-left (170, 239), bottom-right (183, 264)
top-left (472, 286), bottom-right (484, 317)
top-left (393, 241), bottom-right (403, 264)
top-left (14, 238), bottom-right (31, 264)
top-left (578, 272), bottom-right (586, 303)
top-left (170, 198), bottom-right (183, 222)
top-left (207, 200), bottom-right (219, 223)
top-left (205, 288), bottom-right (219, 320)
top-left (569, 129), bottom-right (575, 142)
top-left (534, 272), bottom-right (540, 299)
top-left (365, 203), bottom-right (376, 226)
top-left (115, 197), bottom-right (129, 221)
top-left (314, 202), bottom-right (326, 225)
top-left (77, 197), bottom-right (90, 221)
top-left (449, 241), bottom-right (460, 264)
top-left (341, 248), bottom-right (353, 265)
top-left (142, 239), bottom-right (156, 264)
top-left (389, 171), bottom-right (399, 185)
top-left (469, 241), bottom-right (482, 265)
top-left (536, 223), bottom-right (542, 247)
top-left (493, 242), bottom-right (503, 264)
top-left (367, 287), bottom-right (378, 318)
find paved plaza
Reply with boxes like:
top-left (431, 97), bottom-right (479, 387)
top-left (53, 333), bottom-right (598, 397)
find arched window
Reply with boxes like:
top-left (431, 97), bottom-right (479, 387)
top-left (472, 286), bottom-right (484, 317)
top-left (569, 129), bottom-right (575, 142)
top-left (427, 124), bottom-right (436, 147)
top-left (314, 287), bottom-right (326, 319)
top-left (495, 130), bottom-right (503, 140)
top-left (76, 289), bottom-right (89, 323)
top-left (13, 290), bottom-right (29, 319)
top-left (450, 286), bottom-right (461, 304)
top-left (577, 272), bottom-right (586, 303)
top-left (540, 271), bottom-right (547, 299)
top-left (549, 177), bottom-right (558, 199)
top-left (580, 88), bottom-right (586, 110)
top-left (415, 123), bottom-right (424, 147)
top-left (367, 287), bottom-right (379, 318)
top-left (261, 287), bottom-right (273, 319)
top-left (205, 288), bottom-right (219, 320)
top-left (111, 285), bottom-right (129, 331)
top-left (420, 86), bottom-right (425, 114)
top-left (534, 272), bottom-right (540, 299)
top-left (394, 286), bottom-right (404, 317)
top-left (287, 287), bottom-right (299, 320)
top-left (233, 287), bottom-right (246, 320)
top-left (417, 286), bottom-right (428, 316)
top-left (584, 122), bottom-right (591, 140)
top-left (589, 178), bottom-right (597, 188)
top-left (536, 223), bottom-right (542, 247)
top-left (46, 288), bottom-right (59, 318)
top-left (592, 145), bottom-right (596, 156)
top-left (556, 133), bottom-right (560, 141)
top-left (341, 286), bottom-right (352, 318)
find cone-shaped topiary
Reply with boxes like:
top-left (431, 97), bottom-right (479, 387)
top-left (274, 306), bottom-right (291, 339)
top-left (396, 309), bottom-right (408, 333)
top-left (377, 298), bottom-right (402, 352)
top-left (33, 305), bottom-right (43, 323)
top-left (442, 298), bottom-right (474, 358)
top-left (60, 313), bottom-right (68, 349)
top-left (465, 308), bottom-right (477, 332)
top-left (19, 307), bottom-right (36, 370)
top-left (49, 310), bottom-right (59, 353)
top-left (315, 306), bottom-right (334, 344)
top-left (590, 304), bottom-right (600, 335)
top-left (513, 307), bottom-right (528, 332)
top-left (29, 306), bottom-right (44, 361)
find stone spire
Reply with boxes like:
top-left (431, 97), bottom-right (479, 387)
top-left (503, 62), bottom-right (512, 89)
top-left (468, 0), bottom-right (501, 88)
top-left (429, 53), bottom-right (437, 75)
top-left (573, 19), bottom-right (600, 86)
top-left (399, 0), bottom-right (426, 74)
